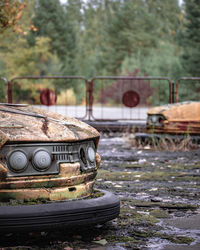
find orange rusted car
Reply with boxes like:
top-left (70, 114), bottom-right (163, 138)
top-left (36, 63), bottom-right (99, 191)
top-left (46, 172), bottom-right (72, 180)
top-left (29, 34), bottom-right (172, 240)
top-left (137, 101), bottom-right (200, 143)
top-left (0, 104), bottom-right (120, 232)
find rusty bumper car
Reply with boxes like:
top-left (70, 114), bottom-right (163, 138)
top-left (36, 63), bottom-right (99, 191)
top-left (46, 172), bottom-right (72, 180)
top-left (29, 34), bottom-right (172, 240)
top-left (136, 101), bottom-right (200, 145)
top-left (0, 104), bottom-right (120, 232)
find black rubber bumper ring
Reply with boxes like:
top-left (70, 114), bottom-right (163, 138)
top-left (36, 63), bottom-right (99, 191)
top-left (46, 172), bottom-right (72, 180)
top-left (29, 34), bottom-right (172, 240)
top-left (0, 190), bottom-right (120, 232)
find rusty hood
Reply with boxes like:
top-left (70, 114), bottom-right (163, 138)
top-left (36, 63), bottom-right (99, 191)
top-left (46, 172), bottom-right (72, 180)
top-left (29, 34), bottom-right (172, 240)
top-left (148, 102), bottom-right (200, 122)
top-left (0, 104), bottom-right (99, 149)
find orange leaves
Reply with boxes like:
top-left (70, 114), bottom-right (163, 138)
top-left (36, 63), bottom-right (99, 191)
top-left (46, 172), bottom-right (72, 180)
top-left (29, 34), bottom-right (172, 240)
top-left (30, 23), bottom-right (37, 32)
top-left (0, 0), bottom-right (26, 33)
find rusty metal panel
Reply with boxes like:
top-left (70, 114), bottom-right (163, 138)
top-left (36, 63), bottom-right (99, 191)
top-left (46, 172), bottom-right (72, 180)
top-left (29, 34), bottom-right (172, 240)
top-left (90, 76), bottom-right (171, 121)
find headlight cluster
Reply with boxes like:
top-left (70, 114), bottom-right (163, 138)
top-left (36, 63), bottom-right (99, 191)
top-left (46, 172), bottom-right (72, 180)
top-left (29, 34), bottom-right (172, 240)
top-left (79, 146), bottom-right (96, 172)
top-left (8, 149), bottom-right (52, 173)
top-left (2, 141), bottom-right (96, 177)
top-left (147, 115), bottom-right (166, 127)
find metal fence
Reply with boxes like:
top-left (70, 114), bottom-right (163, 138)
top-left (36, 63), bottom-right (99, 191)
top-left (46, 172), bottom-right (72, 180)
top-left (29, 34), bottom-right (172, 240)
top-left (89, 76), bottom-right (172, 121)
top-left (6, 76), bottom-right (88, 120)
top-left (2, 75), bottom-right (199, 121)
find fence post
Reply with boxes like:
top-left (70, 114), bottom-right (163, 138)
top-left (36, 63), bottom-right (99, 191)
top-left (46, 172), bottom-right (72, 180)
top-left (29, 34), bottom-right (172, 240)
top-left (0, 77), bottom-right (9, 103)
top-left (87, 80), bottom-right (94, 121)
top-left (7, 81), bottom-right (13, 103)
top-left (171, 81), bottom-right (175, 104)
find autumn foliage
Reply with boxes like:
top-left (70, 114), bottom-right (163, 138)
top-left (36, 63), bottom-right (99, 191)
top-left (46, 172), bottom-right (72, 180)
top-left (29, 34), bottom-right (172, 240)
top-left (0, 0), bottom-right (26, 33)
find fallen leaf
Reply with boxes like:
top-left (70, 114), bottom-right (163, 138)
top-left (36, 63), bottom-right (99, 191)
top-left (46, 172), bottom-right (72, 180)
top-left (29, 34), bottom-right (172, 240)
top-left (92, 239), bottom-right (108, 246)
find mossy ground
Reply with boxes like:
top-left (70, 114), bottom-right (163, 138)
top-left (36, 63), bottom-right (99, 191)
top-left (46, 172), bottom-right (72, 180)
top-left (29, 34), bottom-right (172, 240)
top-left (0, 135), bottom-right (199, 249)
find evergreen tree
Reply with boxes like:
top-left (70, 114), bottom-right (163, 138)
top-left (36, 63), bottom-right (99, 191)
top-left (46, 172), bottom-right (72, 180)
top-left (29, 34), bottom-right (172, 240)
top-left (28, 0), bottom-right (77, 75)
top-left (75, 0), bottom-right (117, 77)
top-left (62, 0), bottom-right (82, 76)
top-left (181, 0), bottom-right (200, 76)
top-left (103, 0), bottom-right (181, 74)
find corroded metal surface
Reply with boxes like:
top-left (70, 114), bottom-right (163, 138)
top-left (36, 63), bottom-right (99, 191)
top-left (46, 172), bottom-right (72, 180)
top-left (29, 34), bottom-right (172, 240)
top-left (147, 102), bottom-right (200, 134)
top-left (0, 181), bottom-right (95, 201)
top-left (0, 105), bottom-right (99, 148)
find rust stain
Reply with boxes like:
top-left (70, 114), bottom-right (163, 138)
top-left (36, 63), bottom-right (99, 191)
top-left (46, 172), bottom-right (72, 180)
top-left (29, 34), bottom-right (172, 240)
top-left (41, 117), bottom-right (49, 137)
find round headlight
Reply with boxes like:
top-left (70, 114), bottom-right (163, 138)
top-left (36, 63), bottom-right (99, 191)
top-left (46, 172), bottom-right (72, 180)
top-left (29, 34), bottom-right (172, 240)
top-left (32, 149), bottom-right (51, 171)
top-left (151, 115), bottom-right (158, 123)
top-left (87, 147), bottom-right (95, 162)
top-left (8, 150), bottom-right (28, 172)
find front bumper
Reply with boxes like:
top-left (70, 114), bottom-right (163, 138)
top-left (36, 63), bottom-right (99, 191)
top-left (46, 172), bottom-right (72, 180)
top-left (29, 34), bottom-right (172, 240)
top-left (135, 132), bottom-right (200, 144)
top-left (0, 190), bottom-right (120, 232)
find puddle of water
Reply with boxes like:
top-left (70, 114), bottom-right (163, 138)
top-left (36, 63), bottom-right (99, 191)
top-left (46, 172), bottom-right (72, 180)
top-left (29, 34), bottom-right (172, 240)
top-left (147, 238), bottom-right (172, 250)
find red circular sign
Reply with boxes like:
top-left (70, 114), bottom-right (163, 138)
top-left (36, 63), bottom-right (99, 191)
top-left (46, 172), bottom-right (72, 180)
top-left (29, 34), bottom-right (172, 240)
top-left (122, 90), bottom-right (140, 108)
top-left (40, 88), bottom-right (57, 106)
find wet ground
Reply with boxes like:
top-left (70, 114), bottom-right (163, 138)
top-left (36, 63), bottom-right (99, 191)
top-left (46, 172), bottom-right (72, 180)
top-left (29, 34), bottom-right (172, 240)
top-left (0, 133), bottom-right (200, 249)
